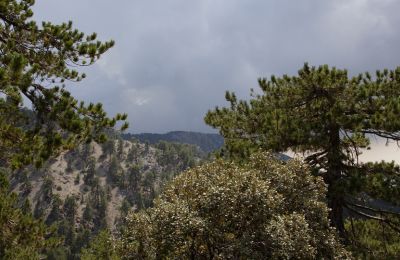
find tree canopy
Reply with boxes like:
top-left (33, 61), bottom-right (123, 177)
top-left (205, 63), bottom-right (400, 238)
top-left (118, 152), bottom-right (350, 259)
top-left (0, 0), bottom-right (128, 169)
top-left (0, 1), bottom-right (128, 258)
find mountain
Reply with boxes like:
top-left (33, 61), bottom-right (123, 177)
top-left (123, 131), bottom-right (224, 153)
top-left (11, 136), bottom-right (205, 258)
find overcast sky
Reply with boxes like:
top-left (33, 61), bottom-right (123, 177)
top-left (33, 0), bottom-right (400, 161)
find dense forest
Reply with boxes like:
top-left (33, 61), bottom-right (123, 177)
top-left (1, 1), bottom-right (399, 259)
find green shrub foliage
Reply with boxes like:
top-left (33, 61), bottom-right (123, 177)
top-left (118, 152), bottom-right (351, 259)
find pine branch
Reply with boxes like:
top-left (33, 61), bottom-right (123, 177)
top-left (345, 200), bottom-right (400, 216)
top-left (344, 204), bottom-right (400, 233)
top-left (361, 130), bottom-right (400, 141)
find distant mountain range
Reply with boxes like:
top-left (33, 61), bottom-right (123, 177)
top-left (122, 131), bottom-right (224, 153)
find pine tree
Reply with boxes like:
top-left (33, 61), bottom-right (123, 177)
top-left (205, 63), bottom-right (400, 239)
top-left (81, 230), bottom-right (119, 260)
top-left (0, 170), bottom-right (58, 259)
top-left (0, 0), bottom-right (128, 169)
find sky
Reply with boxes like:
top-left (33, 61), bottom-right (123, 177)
top-left (33, 0), bottom-right (400, 161)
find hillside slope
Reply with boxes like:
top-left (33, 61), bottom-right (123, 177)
top-left (11, 138), bottom-right (203, 258)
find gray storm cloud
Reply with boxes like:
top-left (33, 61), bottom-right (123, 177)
top-left (33, 0), bottom-right (400, 137)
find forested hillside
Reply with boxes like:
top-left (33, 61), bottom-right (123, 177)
top-left (10, 137), bottom-right (204, 258)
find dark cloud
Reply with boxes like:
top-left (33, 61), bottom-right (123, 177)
top-left (33, 0), bottom-right (400, 133)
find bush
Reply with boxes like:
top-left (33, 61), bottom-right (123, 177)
top-left (117, 152), bottom-right (351, 259)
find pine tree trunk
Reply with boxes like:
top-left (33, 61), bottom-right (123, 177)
top-left (325, 126), bottom-right (347, 240)
top-left (327, 187), bottom-right (346, 238)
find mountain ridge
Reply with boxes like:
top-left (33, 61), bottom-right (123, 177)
top-left (123, 131), bottom-right (224, 153)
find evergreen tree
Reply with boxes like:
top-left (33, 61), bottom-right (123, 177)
top-left (81, 230), bottom-right (119, 260)
top-left (119, 198), bottom-right (131, 219)
top-left (83, 156), bottom-right (96, 186)
top-left (126, 143), bottom-right (139, 163)
top-left (82, 204), bottom-right (94, 227)
top-left (109, 155), bottom-right (123, 185)
top-left (0, 0), bottom-right (128, 169)
top-left (101, 139), bottom-right (115, 160)
top-left (117, 138), bottom-right (124, 159)
top-left (46, 195), bottom-right (62, 225)
top-left (0, 170), bottom-right (58, 259)
top-left (63, 195), bottom-right (77, 224)
top-left (205, 63), bottom-right (400, 239)
top-left (346, 218), bottom-right (400, 258)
